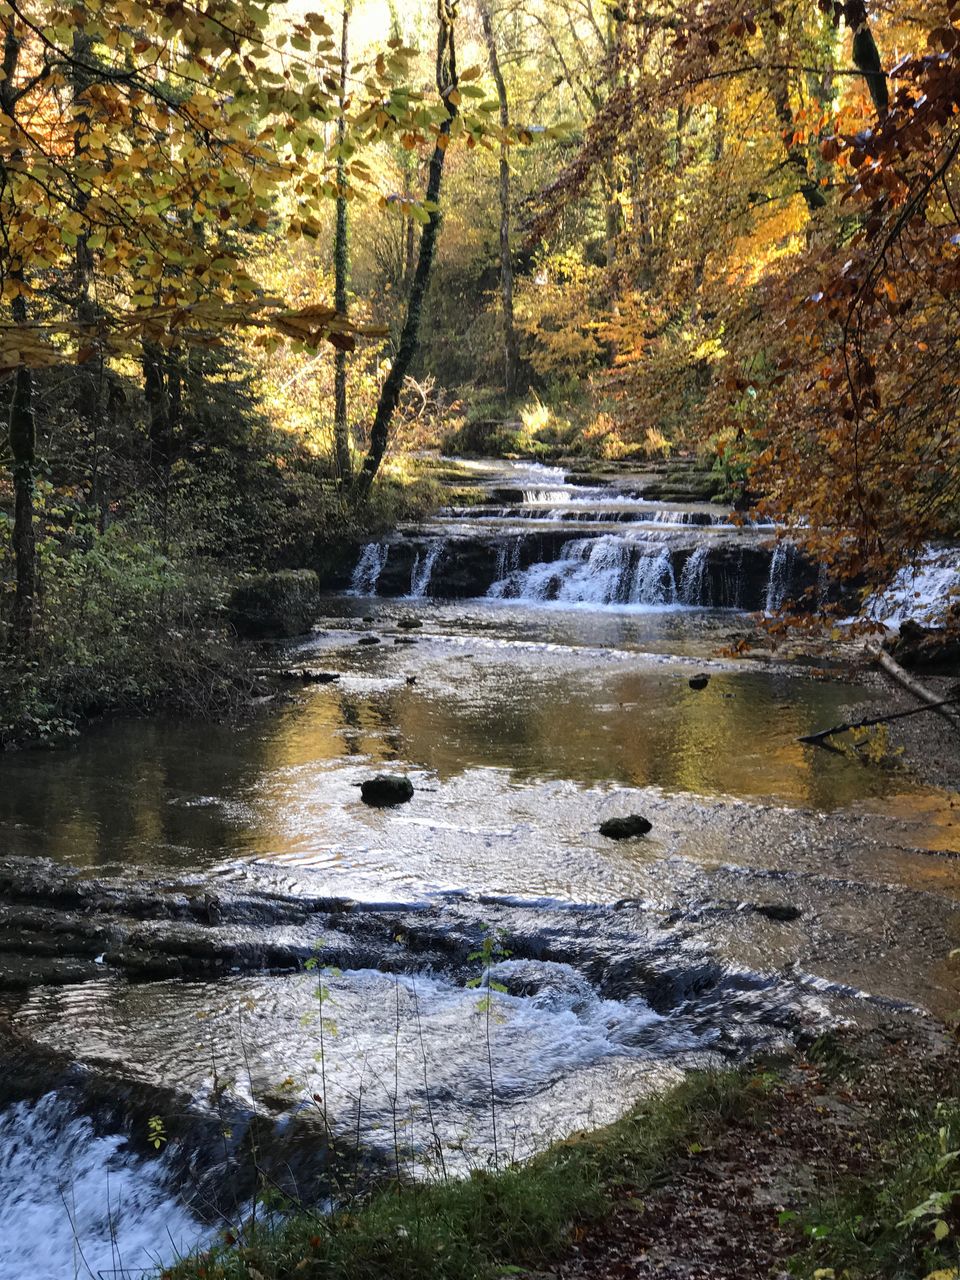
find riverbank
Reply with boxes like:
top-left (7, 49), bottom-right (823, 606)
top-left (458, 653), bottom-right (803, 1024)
top-left (0, 462), bottom-right (455, 751)
top-left (842, 668), bottom-right (960, 795)
top-left (161, 1017), bottom-right (960, 1280)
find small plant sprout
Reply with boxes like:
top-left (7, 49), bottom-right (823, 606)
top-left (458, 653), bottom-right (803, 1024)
top-left (147, 1115), bottom-right (167, 1150)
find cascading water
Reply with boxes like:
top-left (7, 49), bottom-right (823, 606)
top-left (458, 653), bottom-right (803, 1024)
top-left (651, 510), bottom-right (726, 528)
top-left (494, 537), bottom-right (523, 581)
top-left (0, 1093), bottom-right (207, 1280)
top-left (764, 541), bottom-right (797, 614)
top-left (865, 548), bottom-right (960, 627)
top-left (488, 536), bottom-right (682, 607)
top-left (350, 543), bottom-right (389, 595)
top-left (628, 545), bottom-right (678, 605)
top-left (522, 489), bottom-right (573, 505)
top-left (408, 540), bottom-right (447, 599)
top-left (678, 545), bottom-right (710, 606)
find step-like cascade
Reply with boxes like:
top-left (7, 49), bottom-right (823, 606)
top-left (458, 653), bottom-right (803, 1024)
top-left (344, 531), bottom-right (810, 611)
top-left (764, 540), bottom-right (797, 614)
top-left (350, 542), bottom-right (389, 595)
top-left (488, 535), bottom-right (679, 606)
top-left (339, 461), bottom-right (823, 610)
top-left (678, 544), bottom-right (710, 605)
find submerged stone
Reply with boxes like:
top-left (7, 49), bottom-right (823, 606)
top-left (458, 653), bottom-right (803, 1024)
top-left (357, 635), bottom-right (382, 646)
top-left (753, 903), bottom-right (802, 923)
top-left (599, 815), bottom-right (652, 840)
top-left (360, 775), bottom-right (414, 807)
top-left (689, 673), bottom-right (710, 690)
top-left (397, 616), bottom-right (423, 630)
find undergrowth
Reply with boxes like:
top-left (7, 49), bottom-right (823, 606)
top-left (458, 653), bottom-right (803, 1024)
top-left (161, 1071), bottom-right (756, 1280)
top-left (790, 1094), bottom-right (960, 1280)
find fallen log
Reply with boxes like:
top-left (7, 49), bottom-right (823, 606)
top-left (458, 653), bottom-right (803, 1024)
top-left (798, 696), bottom-right (960, 748)
top-left (873, 645), bottom-right (960, 732)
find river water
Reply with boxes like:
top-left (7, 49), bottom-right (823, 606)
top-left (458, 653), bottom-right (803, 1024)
top-left (2, 460), bottom-right (960, 1277)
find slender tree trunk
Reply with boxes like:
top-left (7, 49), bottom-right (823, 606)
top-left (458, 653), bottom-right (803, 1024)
top-left (479, 1), bottom-right (519, 399)
top-left (143, 340), bottom-right (172, 471)
top-left (70, 29), bottom-right (108, 527)
top-left (333, 3), bottom-right (353, 484)
top-left (402, 165), bottom-right (416, 295)
top-left (353, 1), bottom-right (459, 501)
top-left (2, 24), bottom-right (36, 649)
top-left (10, 296), bottom-right (37, 649)
top-left (847, 0), bottom-right (888, 117)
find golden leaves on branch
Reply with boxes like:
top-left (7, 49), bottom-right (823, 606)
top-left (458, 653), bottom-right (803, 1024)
top-left (0, 300), bottom-right (389, 375)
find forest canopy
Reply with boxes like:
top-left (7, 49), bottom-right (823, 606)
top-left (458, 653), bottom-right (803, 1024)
top-left (1, 0), bottom-right (959, 732)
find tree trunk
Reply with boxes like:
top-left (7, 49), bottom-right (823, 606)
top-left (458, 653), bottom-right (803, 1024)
top-left (10, 297), bottom-right (37, 650)
top-left (333, 3), bottom-right (353, 485)
top-left (353, 1), bottom-right (459, 502)
top-left (143, 340), bottom-right (172, 471)
top-left (479, 0), bottom-right (519, 399)
top-left (873, 646), bottom-right (960, 731)
top-left (770, 64), bottom-right (827, 212)
top-left (70, 29), bottom-right (108, 526)
top-left (850, 16), bottom-right (888, 116)
top-left (2, 26), bottom-right (36, 650)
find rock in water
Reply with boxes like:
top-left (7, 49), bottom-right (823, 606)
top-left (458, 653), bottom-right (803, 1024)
top-left (753, 903), bottom-right (802, 922)
top-left (688, 673), bottom-right (710, 690)
top-left (357, 635), bottom-right (382, 646)
top-left (397, 616), bottom-right (423, 630)
top-left (360, 775), bottom-right (414, 807)
top-left (599, 815), bottom-right (652, 840)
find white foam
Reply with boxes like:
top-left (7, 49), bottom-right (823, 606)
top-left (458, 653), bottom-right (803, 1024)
top-left (350, 543), bottom-right (389, 595)
top-left (0, 1093), bottom-right (207, 1280)
top-left (866, 548), bottom-right (960, 628)
top-left (488, 535), bottom-right (685, 607)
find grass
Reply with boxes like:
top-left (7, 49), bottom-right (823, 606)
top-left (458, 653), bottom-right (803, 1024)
top-left (789, 1093), bottom-right (960, 1280)
top-left (160, 1070), bottom-right (757, 1280)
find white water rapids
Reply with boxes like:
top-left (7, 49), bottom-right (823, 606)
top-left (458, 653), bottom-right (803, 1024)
top-left (0, 1094), bottom-right (207, 1280)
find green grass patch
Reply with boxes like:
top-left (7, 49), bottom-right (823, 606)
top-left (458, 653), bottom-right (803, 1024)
top-left (161, 1070), bottom-right (759, 1280)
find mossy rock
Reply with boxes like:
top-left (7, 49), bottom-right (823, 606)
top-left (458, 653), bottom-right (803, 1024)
top-left (229, 569), bottom-right (321, 639)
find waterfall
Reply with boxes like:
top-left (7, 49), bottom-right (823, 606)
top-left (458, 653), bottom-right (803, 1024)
top-left (678, 546), bottom-right (710, 606)
top-left (494, 537), bottom-right (523, 582)
top-left (350, 543), bottom-right (389, 595)
top-left (408, 541), bottom-right (447, 599)
top-left (522, 489), bottom-right (572, 505)
top-left (764, 541), bottom-right (796, 614)
top-left (865, 548), bottom-right (960, 627)
top-left (489, 536), bottom-right (681, 607)
top-left (651, 510), bottom-right (724, 528)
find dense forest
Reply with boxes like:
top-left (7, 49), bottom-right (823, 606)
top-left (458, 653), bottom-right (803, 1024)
top-left (1, 0), bottom-right (958, 740)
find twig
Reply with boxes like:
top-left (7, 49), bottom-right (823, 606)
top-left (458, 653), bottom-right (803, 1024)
top-left (799, 696), bottom-right (960, 747)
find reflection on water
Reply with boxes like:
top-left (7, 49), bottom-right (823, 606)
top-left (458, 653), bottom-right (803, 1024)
top-left (0, 604), bottom-right (958, 898)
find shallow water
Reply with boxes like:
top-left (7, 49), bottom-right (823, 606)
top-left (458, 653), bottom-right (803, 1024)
top-left (0, 604), bottom-right (950, 878)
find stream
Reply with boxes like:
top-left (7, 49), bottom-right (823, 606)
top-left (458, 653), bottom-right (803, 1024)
top-left (2, 459), bottom-right (960, 1278)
